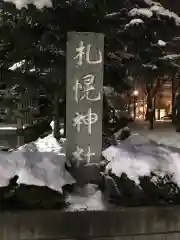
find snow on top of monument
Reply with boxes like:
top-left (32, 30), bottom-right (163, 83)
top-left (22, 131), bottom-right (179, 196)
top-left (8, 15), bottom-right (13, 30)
top-left (158, 40), bottom-right (166, 47)
top-left (125, 18), bottom-right (144, 28)
top-left (3, 0), bottom-right (52, 9)
top-left (103, 134), bottom-right (180, 187)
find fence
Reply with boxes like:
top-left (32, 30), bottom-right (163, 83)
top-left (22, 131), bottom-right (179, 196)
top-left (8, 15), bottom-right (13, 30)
top-left (0, 121), bottom-right (51, 149)
top-left (1, 206), bottom-right (180, 240)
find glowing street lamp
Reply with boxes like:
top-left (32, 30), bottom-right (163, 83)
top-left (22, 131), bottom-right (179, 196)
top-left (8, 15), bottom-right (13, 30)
top-left (140, 107), bottom-right (144, 112)
top-left (133, 90), bottom-right (139, 96)
top-left (132, 90), bottom-right (139, 119)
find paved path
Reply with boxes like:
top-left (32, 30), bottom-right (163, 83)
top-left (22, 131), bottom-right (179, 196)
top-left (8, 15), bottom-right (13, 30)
top-left (129, 120), bottom-right (180, 148)
top-left (129, 120), bottom-right (174, 131)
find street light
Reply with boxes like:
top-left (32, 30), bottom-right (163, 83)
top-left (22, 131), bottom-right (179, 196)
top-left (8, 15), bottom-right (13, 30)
top-left (140, 106), bottom-right (144, 112)
top-left (133, 90), bottom-right (139, 96)
top-left (132, 90), bottom-right (139, 119)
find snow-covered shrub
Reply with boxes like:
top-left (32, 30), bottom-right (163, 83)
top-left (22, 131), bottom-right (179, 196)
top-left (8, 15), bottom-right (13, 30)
top-left (102, 134), bottom-right (180, 206)
top-left (0, 132), bottom-right (75, 210)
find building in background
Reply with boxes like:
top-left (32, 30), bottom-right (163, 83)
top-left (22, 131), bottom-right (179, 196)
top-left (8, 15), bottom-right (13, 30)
top-left (130, 78), bottom-right (172, 120)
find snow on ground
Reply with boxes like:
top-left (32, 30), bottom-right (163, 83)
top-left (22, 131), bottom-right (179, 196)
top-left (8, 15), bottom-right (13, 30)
top-left (130, 121), bottom-right (180, 148)
top-left (66, 184), bottom-right (107, 211)
top-left (133, 130), bottom-right (180, 148)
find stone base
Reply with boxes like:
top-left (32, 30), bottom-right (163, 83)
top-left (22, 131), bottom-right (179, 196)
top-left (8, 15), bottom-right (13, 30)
top-left (1, 206), bottom-right (180, 239)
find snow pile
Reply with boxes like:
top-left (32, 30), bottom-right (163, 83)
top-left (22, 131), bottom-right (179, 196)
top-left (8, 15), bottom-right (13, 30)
top-left (128, 4), bottom-right (180, 26)
top-left (158, 40), bottom-right (166, 47)
top-left (9, 60), bottom-right (25, 71)
top-left (125, 19), bottom-right (144, 28)
top-left (160, 54), bottom-right (180, 60)
top-left (142, 63), bottom-right (157, 70)
top-left (18, 134), bottom-right (75, 191)
top-left (0, 134), bottom-right (75, 192)
top-left (150, 5), bottom-right (180, 26)
top-left (66, 184), bottom-right (107, 211)
top-left (4, 0), bottom-right (52, 9)
top-left (102, 134), bottom-right (180, 186)
top-left (0, 151), bottom-right (23, 187)
top-left (129, 8), bottom-right (153, 18)
top-left (34, 133), bottom-right (63, 152)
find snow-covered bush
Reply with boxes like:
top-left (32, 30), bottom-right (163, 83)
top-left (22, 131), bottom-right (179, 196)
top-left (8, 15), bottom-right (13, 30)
top-left (102, 134), bottom-right (180, 206)
top-left (0, 129), bottom-right (75, 210)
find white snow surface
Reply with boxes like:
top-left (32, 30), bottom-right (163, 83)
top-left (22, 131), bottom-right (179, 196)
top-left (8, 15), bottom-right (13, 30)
top-left (125, 19), bottom-right (144, 28)
top-left (129, 5), bottom-right (180, 26)
top-left (158, 40), bottom-right (166, 47)
top-left (1, 119), bottom-right (180, 210)
top-left (0, 134), bottom-right (75, 192)
top-left (9, 60), bottom-right (25, 71)
top-left (129, 8), bottom-right (153, 18)
top-left (103, 134), bottom-right (180, 186)
top-left (66, 184), bottom-right (107, 211)
top-left (4, 0), bottom-right (52, 9)
top-left (161, 54), bottom-right (180, 60)
top-left (150, 5), bottom-right (180, 26)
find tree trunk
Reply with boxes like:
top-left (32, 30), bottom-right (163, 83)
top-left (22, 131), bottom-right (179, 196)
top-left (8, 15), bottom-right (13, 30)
top-left (145, 84), bottom-right (154, 129)
top-left (176, 93), bottom-right (180, 132)
top-left (153, 96), bottom-right (156, 121)
top-left (133, 98), bottom-right (136, 120)
top-left (63, 95), bottom-right (66, 138)
top-left (128, 95), bottom-right (131, 115)
top-left (172, 76), bottom-right (176, 124)
top-left (147, 93), bottom-right (154, 130)
top-left (53, 92), bottom-right (60, 139)
top-left (157, 109), bottom-right (160, 120)
top-left (16, 100), bottom-right (24, 147)
top-left (64, 96), bottom-right (66, 138)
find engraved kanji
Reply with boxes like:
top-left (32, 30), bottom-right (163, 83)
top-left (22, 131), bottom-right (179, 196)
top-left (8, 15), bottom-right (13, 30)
top-left (73, 41), bottom-right (102, 66)
top-left (72, 145), bottom-right (95, 166)
top-left (72, 108), bottom-right (98, 134)
top-left (73, 74), bottom-right (101, 102)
